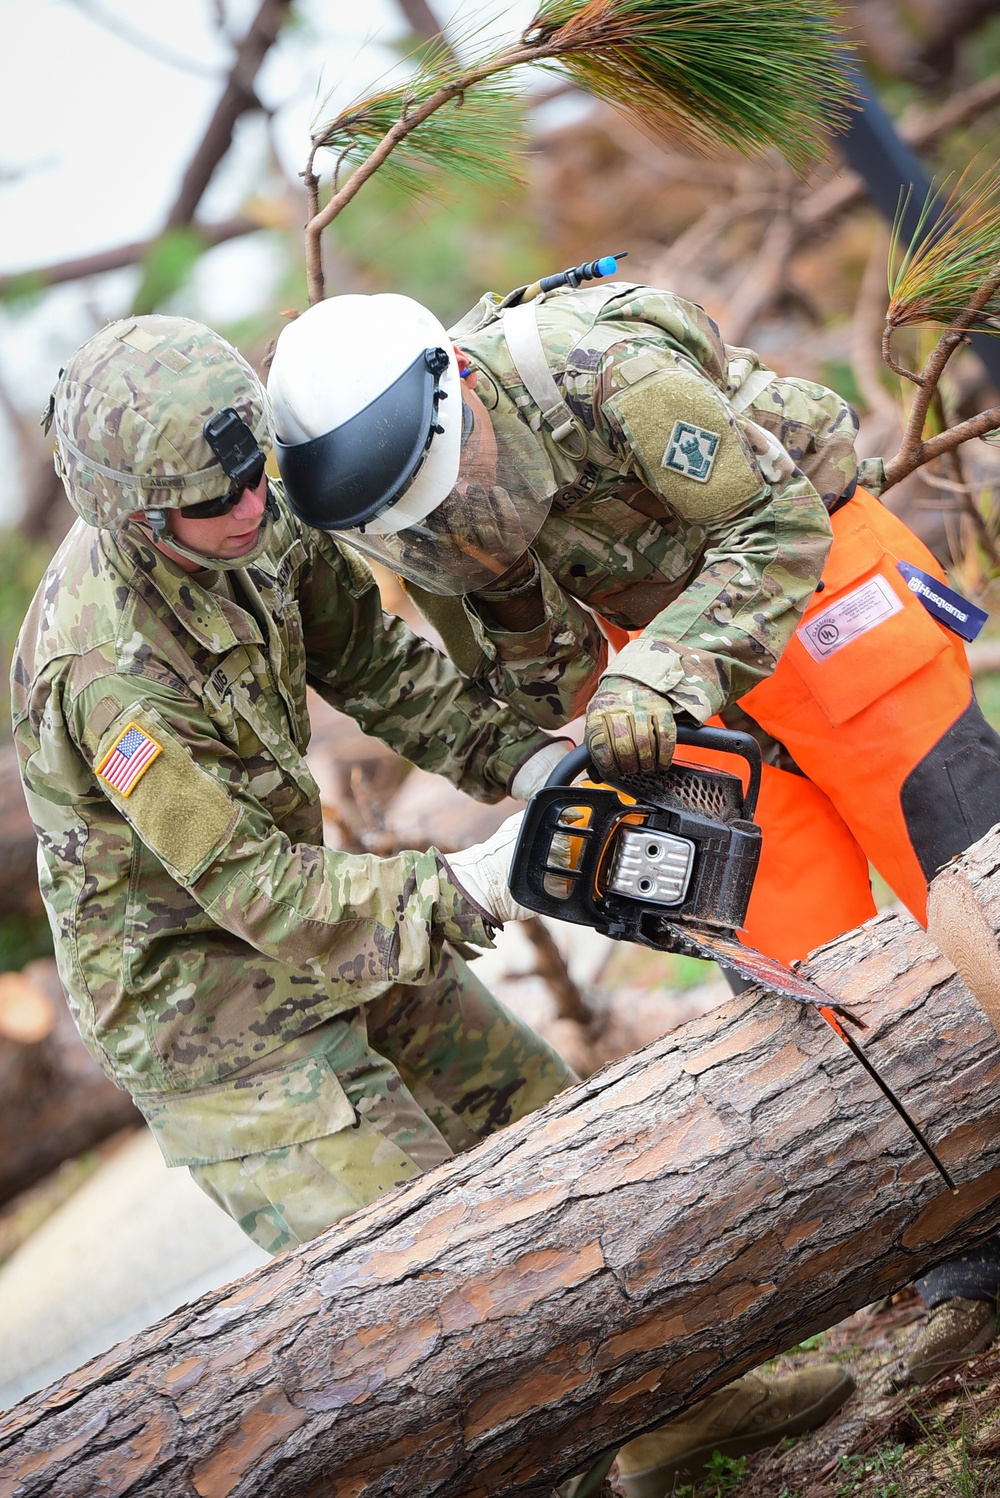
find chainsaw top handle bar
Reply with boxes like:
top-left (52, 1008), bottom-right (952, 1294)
top-left (544, 726), bottom-right (763, 820)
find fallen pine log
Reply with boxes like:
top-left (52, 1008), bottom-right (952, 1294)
top-left (5, 828), bottom-right (1000, 1498)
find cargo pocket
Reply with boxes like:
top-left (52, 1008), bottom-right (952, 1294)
top-left (783, 521), bottom-right (948, 728)
top-left (134, 1051), bottom-right (358, 1166)
top-left (190, 1125), bottom-right (426, 1254)
top-left (140, 1052), bottom-right (433, 1252)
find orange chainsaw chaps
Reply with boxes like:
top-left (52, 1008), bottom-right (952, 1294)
top-left (736, 765), bottom-right (875, 964)
top-left (670, 744), bottom-right (876, 966)
top-left (605, 486), bottom-right (979, 958)
top-left (740, 487), bottom-right (973, 926)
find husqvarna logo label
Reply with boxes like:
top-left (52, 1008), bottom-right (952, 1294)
top-left (663, 421), bottom-right (719, 482)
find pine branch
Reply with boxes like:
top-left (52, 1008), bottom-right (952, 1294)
top-left (303, 0), bottom-right (853, 302)
top-left (886, 171), bottom-right (1000, 336)
top-left (881, 174), bottom-right (1000, 491)
top-left (525, 0), bottom-right (850, 170)
top-left (882, 262), bottom-right (1000, 491)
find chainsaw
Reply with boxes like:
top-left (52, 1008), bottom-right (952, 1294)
top-left (510, 729), bottom-right (956, 1192)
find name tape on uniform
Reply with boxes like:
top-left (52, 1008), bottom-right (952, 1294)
top-left (897, 562), bottom-right (988, 643)
top-left (96, 722), bottom-right (163, 797)
top-left (798, 575), bottom-right (902, 662)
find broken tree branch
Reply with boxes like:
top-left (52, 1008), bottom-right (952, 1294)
top-left (882, 261), bottom-right (1000, 491)
top-left (163, 0), bottom-right (292, 230)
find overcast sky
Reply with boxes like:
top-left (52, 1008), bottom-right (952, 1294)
top-left (0, 0), bottom-right (541, 518)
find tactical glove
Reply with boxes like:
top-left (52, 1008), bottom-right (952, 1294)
top-left (443, 811), bottom-right (532, 926)
top-left (585, 674), bottom-right (677, 780)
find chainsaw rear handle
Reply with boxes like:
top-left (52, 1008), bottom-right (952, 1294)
top-left (544, 726), bottom-right (763, 820)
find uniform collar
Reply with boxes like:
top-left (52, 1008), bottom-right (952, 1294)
top-left (104, 524), bottom-right (274, 653)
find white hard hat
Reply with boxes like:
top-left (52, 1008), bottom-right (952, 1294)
top-left (268, 294), bottom-right (462, 535)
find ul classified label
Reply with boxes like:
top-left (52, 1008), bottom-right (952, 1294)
top-left (797, 575), bottom-right (903, 662)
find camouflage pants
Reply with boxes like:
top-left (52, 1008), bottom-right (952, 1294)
top-left (190, 947), bottom-right (573, 1255)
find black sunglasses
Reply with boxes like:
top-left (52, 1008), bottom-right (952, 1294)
top-left (184, 407), bottom-right (268, 518)
top-left (182, 452), bottom-right (267, 518)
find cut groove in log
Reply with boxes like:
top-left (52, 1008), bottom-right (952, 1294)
top-left (4, 828), bottom-right (1000, 1496)
top-left (928, 865), bottom-right (1000, 1036)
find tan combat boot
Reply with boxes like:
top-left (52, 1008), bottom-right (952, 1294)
top-left (616, 1365), bottom-right (856, 1498)
top-left (901, 1297), bottom-right (997, 1386)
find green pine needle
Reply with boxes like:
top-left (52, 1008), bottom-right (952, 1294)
top-left (525, 0), bottom-right (853, 173)
top-left (313, 35), bottom-right (527, 202)
top-left (310, 0), bottom-right (852, 228)
top-left (887, 171), bottom-right (1000, 336)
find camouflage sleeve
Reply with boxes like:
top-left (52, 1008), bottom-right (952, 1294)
top-left (404, 565), bottom-right (607, 731)
top-left (596, 350), bottom-right (833, 719)
top-left (463, 556), bottom-right (608, 728)
top-left (72, 680), bottom-right (496, 985)
top-left (294, 526), bottom-right (550, 797)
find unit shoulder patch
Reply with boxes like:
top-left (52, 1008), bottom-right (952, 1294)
top-left (662, 421), bottom-right (719, 482)
top-left (96, 722), bottom-right (163, 797)
top-left (602, 361), bottom-right (765, 523)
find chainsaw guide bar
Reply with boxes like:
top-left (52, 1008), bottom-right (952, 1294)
top-left (658, 918), bottom-right (863, 1029)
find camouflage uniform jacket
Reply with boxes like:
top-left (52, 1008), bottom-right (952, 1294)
top-left (11, 504), bottom-right (548, 1138)
top-left (421, 283), bottom-right (851, 728)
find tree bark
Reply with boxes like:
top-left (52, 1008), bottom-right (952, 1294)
top-left (5, 828), bottom-right (1000, 1496)
top-left (0, 961), bottom-right (141, 1208)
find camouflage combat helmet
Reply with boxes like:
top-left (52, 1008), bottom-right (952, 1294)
top-left (50, 314), bottom-right (273, 536)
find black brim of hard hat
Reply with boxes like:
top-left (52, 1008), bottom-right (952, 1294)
top-left (274, 347), bottom-right (448, 532)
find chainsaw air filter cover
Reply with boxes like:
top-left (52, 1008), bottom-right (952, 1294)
top-left (509, 731), bottom-right (763, 947)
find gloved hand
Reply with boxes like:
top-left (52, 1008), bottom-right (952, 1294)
top-left (509, 738), bottom-right (575, 801)
top-left (442, 812), bottom-right (532, 926)
top-left (585, 674), bottom-right (677, 779)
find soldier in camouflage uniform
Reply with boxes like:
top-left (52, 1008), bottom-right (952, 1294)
top-left (274, 281), bottom-right (1000, 944)
top-left (269, 283), bottom-right (844, 752)
top-left (12, 313), bottom-right (578, 1259)
top-left (429, 282), bottom-right (1000, 1398)
top-left (271, 278), bottom-right (1000, 1481)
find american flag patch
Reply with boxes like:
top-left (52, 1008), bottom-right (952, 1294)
top-left (96, 723), bottom-right (163, 797)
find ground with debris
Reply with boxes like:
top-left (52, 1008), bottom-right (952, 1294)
top-left (634, 1291), bottom-right (1000, 1498)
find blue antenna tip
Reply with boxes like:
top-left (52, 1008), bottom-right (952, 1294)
top-left (595, 255), bottom-right (618, 277)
